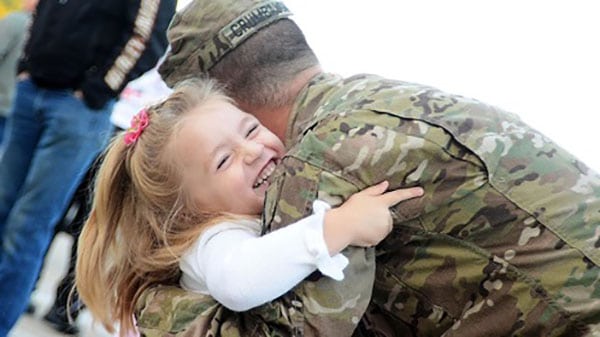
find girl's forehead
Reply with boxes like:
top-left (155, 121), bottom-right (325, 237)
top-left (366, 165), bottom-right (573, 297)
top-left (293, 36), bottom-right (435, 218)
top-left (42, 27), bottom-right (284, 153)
top-left (191, 101), bottom-right (257, 132)
top-left (175, 105), bottom-right (246, 158)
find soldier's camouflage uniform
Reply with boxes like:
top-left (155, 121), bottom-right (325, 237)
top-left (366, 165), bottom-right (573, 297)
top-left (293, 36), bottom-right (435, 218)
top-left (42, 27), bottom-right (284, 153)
top-left (136, 72), bottom-right (600, 337)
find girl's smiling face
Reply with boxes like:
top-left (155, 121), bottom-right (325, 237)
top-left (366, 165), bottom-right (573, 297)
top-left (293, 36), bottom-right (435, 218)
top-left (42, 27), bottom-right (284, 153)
top-left (173, 98), bottom-right (285, 215)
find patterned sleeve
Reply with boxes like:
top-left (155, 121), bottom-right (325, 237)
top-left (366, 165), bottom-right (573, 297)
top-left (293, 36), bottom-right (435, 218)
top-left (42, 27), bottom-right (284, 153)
top-left (79, 0), bottom-right (175, 109)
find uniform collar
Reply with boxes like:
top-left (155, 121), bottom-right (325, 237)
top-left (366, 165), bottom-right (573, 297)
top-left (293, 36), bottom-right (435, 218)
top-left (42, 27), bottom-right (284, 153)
top-left (284, 72), bottom-right (343, 148)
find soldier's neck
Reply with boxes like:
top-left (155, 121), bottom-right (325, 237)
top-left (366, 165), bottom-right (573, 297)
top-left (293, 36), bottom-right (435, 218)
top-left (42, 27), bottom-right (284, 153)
top-left (241, 66), bottom-right (323, 142)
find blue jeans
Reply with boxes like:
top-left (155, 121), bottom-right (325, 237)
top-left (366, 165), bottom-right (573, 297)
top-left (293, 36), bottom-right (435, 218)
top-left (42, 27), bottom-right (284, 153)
top-left (0, 79), bottom-right (113, 335)
top-left (0, 115), bottom-right (6, 146)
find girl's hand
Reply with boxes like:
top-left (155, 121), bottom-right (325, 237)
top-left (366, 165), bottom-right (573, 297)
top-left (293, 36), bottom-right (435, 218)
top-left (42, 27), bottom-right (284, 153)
top-left (323, 181), bottom-right (424, 254)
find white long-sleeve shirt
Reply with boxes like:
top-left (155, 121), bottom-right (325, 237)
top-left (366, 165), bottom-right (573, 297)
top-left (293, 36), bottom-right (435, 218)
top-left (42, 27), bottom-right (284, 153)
top-left (179, 200), bottom-right (349, 312)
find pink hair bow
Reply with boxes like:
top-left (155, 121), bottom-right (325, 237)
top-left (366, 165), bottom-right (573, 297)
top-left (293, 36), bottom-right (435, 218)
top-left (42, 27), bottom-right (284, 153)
top-left (124, 109), bottom-right (149, 146)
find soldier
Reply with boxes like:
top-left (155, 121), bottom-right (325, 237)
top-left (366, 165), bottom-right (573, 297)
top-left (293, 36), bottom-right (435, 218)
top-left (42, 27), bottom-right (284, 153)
top-left (135, 0), bottom-right (600, 336)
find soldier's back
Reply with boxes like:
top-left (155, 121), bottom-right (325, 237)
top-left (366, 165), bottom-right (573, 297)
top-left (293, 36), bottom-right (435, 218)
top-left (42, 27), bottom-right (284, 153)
top-left (290, 73), bottom-right (600, 336)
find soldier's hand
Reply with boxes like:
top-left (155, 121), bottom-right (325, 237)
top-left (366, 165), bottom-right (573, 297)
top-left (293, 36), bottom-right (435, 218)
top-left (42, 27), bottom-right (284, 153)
top-left (323, 181), bottom-right (424, 254)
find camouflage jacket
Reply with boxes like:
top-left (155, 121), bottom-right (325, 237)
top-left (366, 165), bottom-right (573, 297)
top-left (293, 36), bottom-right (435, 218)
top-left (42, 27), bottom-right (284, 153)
top-left (136, 73), bottom-right (600, 337)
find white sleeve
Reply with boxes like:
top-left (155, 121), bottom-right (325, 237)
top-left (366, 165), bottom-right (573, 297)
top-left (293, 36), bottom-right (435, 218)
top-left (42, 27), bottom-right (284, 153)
top-left (180, 200), bottom-right (349, 312)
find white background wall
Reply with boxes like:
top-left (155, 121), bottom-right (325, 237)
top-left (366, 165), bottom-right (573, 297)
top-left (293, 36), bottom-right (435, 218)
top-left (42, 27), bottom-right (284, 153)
top-left (178, 1), bottom-right (600, 171)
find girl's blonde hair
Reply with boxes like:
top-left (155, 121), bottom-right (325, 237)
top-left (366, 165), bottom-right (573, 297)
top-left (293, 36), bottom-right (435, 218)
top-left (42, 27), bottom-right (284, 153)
top-left (75, 79), bottom-right (234, 336)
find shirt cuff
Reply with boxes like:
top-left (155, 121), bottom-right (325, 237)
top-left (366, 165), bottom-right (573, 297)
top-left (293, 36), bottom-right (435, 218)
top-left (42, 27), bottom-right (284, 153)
top-left (304, 200), bottom-right (349, 281)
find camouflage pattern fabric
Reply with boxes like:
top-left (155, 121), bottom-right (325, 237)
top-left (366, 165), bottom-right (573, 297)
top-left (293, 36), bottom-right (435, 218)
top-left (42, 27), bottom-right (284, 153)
top-left (136, 284), bottom-right (305, 337)
top-left (137, 73), bottom-right (600, 337)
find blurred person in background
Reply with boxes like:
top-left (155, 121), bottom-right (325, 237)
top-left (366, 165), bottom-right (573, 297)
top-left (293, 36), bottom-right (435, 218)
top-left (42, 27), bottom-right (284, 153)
top-left (0, 0), bottom-right (37, 144)
top-left (27, 66), bottom-right (171, 335)
top-left (0, 0), bottom-right (175, 335)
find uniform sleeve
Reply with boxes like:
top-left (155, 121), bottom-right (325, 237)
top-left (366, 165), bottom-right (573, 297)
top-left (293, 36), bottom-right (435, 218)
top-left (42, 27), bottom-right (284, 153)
top-left (179, 201), bottom-right (348, 312)
top-left (256, 158), bottom-right (375, 336)
top-left (79, 0), bottom-right (175, 109)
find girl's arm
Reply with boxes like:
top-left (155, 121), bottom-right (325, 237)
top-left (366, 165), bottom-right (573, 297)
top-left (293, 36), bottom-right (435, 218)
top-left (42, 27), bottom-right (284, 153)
top-left (179, 182), bottom-right (423, 312)
top-left (180, 199), bottom-right (346, 312)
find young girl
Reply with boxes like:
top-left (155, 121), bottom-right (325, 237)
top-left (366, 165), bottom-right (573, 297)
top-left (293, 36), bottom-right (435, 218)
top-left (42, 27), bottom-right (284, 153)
top-left (75, 79), bottom-right (423, 336)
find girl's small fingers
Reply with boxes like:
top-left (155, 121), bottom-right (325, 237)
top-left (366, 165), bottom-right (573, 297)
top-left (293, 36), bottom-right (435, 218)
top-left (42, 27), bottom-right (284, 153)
top-left (380, 187), bottom-right (424, 207)
top-left (357, 181), bottom-right (389, 196)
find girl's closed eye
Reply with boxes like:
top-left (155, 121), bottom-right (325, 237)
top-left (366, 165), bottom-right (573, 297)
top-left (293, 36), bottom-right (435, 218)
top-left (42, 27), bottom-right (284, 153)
top-left (246, 124), bottom-right (259, 138)
top-left (216, 154), bottom-right (230, 170)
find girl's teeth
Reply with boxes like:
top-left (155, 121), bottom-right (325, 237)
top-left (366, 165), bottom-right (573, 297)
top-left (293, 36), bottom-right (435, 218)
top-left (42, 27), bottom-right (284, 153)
top-left (254, 161), bottom-right (276, 188)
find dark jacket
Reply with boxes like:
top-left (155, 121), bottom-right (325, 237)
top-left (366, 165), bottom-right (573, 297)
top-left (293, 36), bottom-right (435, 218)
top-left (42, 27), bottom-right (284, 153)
top-left (18, 0), bottom-right (175, 109)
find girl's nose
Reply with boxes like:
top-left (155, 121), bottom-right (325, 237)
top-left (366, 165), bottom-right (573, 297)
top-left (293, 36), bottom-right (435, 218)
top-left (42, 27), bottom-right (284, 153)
top-left (242, 141), bottom-right (264, 164)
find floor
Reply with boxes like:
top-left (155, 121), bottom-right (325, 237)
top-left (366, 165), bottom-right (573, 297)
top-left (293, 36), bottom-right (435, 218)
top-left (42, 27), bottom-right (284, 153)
top-left (9, 233), bottom-right (115, 337)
